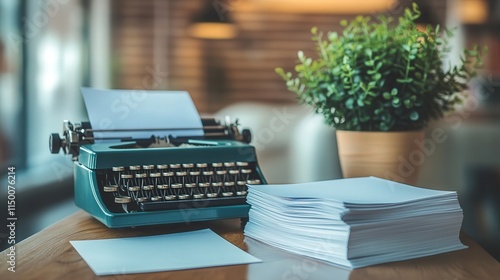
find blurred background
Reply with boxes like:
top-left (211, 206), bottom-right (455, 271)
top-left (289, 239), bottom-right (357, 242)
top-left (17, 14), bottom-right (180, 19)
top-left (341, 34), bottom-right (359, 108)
top-left (0, 0), bottom-right (498, 260)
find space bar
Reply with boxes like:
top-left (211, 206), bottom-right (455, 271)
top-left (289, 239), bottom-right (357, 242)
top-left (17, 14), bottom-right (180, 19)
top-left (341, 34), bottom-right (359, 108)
top-left (139, 196), bottom-right (247, 211)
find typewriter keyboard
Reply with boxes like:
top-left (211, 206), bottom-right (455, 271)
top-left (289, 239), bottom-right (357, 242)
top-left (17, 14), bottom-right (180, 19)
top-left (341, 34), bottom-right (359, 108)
top-left (97, 162), bottom-right (262, 213)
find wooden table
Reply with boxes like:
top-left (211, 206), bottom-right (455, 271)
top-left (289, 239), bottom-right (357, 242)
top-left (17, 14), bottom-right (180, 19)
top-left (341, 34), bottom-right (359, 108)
top-left (1, 211), bottom-right (499, 280)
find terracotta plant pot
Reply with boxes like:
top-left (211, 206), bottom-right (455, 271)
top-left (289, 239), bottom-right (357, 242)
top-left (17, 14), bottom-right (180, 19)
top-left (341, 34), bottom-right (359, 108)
top-left (336, 130), bottom-right (425, 185)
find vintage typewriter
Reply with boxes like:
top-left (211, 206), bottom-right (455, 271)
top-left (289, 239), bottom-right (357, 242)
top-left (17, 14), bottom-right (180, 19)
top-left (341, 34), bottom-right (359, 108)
top-left (49, 91), bottom-right (266, 228)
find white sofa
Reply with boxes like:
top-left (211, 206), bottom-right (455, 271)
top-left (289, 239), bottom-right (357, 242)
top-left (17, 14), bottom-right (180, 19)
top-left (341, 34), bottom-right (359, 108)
top-left (215, 102), bottom-right (342, 184)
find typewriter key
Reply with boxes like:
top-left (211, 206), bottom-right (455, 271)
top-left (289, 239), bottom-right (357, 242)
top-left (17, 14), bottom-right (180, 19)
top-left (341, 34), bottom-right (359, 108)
top-left (189, 171), bottom-right (200, 176)
top-left (207, 193), bottom-right (218, 198)
top-left (212, 162), bottom-right (223, 168)
top-left (129, 165), bottom-right (141, 171)
top-left (178, 194), bottom-right (190, 200)
top-left (165, 195), bottom-right (177, 200)
top-left (169, 164), bottom-right (181, 169)
top-left (216, 170), bottom-right (227, 175)
top-left (162, 171), bottom-right (174, 177)
top-left (176, 171), bottom-right (187, 176)
top-left (142, 185), bottom-right (154, 191)
top-left (236, 191), bottom-right (247, 196)
top-left (171, 183), bottom-right (183, 189)
top-left (112, 166), bottom-right (125, 172)
top-left (212, 182), bottom-right (223, 187)
top-left (237, 181), bottom-right (247, 186)
top-left (185, 183), bottom-right (196, 188)
top-left (196, 163), bottom-right (208, 168)
top-left (222, 192), bottom-right (234, 197)
top-left (193, 193), bottom-right (205, 199)
top-left (224, 162), bottom-right (235, 167)
top-left (121, 174), bottom-right (133, 179)
top-left (182, 163), bottom-right (194, 168)
top-left (247, 179), bottom-right (261, 184)
top-left (241, 169), bottom-right (252, 174)
top-left (156, 164), bottom-right (168, 169)
top-left (137, 197), bottom-right (149, 203)
top-left (115, 196), bottom-right (132, 204)
top-left (135, 173), bottom-right (147, 178)
top-left (202, 171), bottom-right (214, 176)
top-left (236, 162), bottom-right (249, 167)
top-left (149, 172), bottom-right (161, 178)
top-left (103, 185), bottom-right (118, 192)
top-left (128, 186), bottom-right (140, 192)
top-left (229, 170), bottom-right (240, 175)
top-left (157, 184), bottom-right (169, 189)
top-left (151, 196), bottom-right (163, 201)
top-left (224, 182), bottom-right (235, 187)
top-left (143, 165), bottom-right (154, 170)
top-left (198, 182), bottom-right (210, 188)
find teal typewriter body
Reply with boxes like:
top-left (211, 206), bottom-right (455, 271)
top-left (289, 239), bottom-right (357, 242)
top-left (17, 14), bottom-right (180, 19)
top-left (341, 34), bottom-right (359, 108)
top-left (51, 119), bottom-right (266, 228)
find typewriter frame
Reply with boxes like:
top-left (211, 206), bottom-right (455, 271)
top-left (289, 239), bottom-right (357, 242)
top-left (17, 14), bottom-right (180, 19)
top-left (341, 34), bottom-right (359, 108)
top-left (51, 118), bottom-right (266, 228)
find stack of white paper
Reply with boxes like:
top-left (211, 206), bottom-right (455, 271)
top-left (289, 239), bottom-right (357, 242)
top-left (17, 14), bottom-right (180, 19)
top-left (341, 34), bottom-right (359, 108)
top-left (244, 177), bottom-right (466, 269)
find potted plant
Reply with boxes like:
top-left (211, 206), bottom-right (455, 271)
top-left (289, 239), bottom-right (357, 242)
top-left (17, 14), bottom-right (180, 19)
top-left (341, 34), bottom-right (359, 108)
top-left (275, 3), bottom-right (484, 184)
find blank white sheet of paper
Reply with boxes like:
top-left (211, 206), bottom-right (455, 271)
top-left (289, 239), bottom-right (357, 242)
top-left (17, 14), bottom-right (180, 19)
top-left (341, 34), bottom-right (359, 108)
top-left (81, 88), bottom-right (204, 141)
top-left (70, 229), bottom-right (262, 276)
top-left (249, 176), bottom-right (455, 204)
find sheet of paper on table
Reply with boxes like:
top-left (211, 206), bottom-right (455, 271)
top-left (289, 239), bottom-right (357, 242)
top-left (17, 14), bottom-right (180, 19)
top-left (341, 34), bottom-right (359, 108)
top-left (70, 229), bottom-right (262, 276)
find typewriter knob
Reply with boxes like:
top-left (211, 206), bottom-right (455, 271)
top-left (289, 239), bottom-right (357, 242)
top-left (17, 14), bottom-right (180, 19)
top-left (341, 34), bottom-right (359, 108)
top-left (49, 133), bottom-right (62, 154)
top-left (242, 129), bottom-right (252, 144)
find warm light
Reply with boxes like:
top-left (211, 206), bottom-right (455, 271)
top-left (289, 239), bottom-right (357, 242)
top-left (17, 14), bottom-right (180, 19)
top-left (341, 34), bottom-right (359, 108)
top-left (460, 0), bottom-right (487, 24)
top-left (189, 23), bottom-right (237, 39)
top-left (239, 0), bottom-right (397, 14)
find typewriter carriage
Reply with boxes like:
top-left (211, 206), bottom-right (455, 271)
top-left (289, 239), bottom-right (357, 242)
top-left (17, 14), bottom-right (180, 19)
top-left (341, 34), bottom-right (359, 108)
top-left (50, 118), bottom-right (252, 160)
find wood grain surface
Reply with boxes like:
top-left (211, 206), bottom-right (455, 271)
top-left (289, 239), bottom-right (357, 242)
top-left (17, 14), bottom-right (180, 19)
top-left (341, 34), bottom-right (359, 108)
top-left (1, 211), bottom-right (499, 280)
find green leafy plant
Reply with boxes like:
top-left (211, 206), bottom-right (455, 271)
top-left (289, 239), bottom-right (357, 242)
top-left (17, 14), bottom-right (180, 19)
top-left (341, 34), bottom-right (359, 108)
top-left (276, 3), bottom-right (485, 131)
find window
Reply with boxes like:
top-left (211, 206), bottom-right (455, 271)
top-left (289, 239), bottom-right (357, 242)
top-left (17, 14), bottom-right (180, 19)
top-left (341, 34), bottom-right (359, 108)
top-left (0, 0), bottom-right (91, 177)
top-left (0, 0), bottom-right (23, 172)
top-left (25, 0), bottom-right (88, 169)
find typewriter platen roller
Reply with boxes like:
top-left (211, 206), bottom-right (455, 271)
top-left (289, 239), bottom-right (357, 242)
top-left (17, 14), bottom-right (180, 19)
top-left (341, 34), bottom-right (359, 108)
top-left (50, 116), bottom-right (266, 228)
